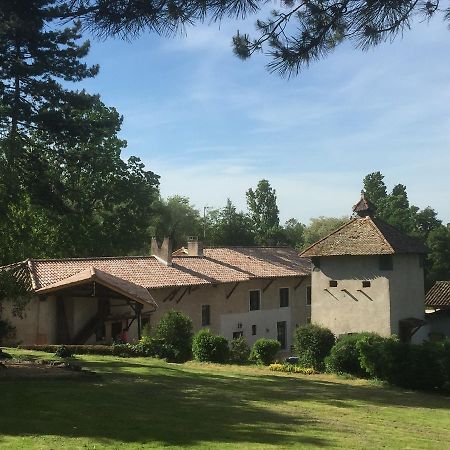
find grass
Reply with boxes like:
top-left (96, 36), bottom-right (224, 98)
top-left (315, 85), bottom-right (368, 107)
top-left (1, 348), bottom-right (450, 449)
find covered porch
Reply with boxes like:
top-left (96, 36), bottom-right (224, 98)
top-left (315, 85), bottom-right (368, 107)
top-left (36, 267), bottom-right (157, 345)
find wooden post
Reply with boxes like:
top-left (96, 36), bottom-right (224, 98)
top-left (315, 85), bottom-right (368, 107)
top-left (136, 302), bottom-right (143, 339)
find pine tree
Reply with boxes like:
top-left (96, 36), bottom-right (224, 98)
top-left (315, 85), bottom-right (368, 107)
top-left (0, 0), bottom-right (98, 160)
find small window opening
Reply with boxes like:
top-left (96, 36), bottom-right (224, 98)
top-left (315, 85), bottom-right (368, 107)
top-left (329, 280), bottom-right (338, 287)
top-left (252, 324), bottom-right (257, 335)
top-left (362, 280), bottom-right (371, 288)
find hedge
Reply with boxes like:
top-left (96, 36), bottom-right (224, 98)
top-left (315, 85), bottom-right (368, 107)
top-left (325, 332), bottom-right (384, 377)
top-left (294, 324), bottom-right (335, 371)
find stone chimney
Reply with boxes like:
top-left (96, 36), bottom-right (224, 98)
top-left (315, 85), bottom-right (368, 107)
top-left (151, 237), bottom-right (172, 266)
top-left (187, 236), bottom-right (203, 257)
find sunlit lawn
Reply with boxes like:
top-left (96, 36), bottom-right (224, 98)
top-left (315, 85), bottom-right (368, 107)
top-left (1, 347), bottom-right (450, 449)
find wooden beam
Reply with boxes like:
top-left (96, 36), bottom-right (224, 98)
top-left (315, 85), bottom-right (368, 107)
top-left (176, 287), bottom-right (190, 304)
top-left (294, 278), bottom-right (304, 290)
top-left (263, 279), bottom-right (274, 292)
top-left (163, 288), bottom-right (179, 302)
top-left (356, 289), bottom-right (373, 301)
top-left (341, 289), bottom-right (359, 302)
top-left (324, 288), bottom-right (339, 301)
top-left (226, 282), bottom-right (239, 299)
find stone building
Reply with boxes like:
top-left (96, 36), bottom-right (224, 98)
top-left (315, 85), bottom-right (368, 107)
top-left (0, 241), bottom-right (311, 350)
top-left (301, 193), bottom-right (428, 343)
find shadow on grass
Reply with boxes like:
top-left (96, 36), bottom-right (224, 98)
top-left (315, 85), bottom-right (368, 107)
top-left (1, 357), bottom-right (449, 447)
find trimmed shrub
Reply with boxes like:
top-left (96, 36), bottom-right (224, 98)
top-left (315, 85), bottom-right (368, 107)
top-left (192, 329), bottom-right (230, 363)
top-left (54, 345), bottom-right (74, 358)
top-left (294, 324), bottom-right (335, 371)
top-left (229, 337), bottom-right (251, 364)
top-left (325, 332), bottom-right (384, 377)
top-left (155, 311), bottom-right (193, 362)
top-left (250, 338), bottom-right (281, 365)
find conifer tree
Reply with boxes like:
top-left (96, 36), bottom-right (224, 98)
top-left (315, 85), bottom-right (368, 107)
top-left (0, 0), bottom-right (98, 160)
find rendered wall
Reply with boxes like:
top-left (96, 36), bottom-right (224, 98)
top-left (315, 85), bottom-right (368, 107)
top-left (1, 295), bottom-right (57, 345)
top-left (388, 254), bottom-right (425, 339)
top-left (311, 254), bottom-right (425, 340)
top-left (145, 276), bottom-right (311, 350)
top-left (311, 255), bottom-right (392, 336)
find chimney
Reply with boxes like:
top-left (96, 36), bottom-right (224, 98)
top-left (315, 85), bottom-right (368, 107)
top-left (151, 237), bottom-right (172, 266)
top-left (187, 236), bottom-right (203, 257)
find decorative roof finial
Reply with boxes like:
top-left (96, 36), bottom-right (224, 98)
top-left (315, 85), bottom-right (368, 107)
top-left (352, 191), bottom-right (376, 217)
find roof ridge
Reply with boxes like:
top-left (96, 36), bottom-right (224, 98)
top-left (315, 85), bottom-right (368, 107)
top-left (366, 216), bottom-right (395, 253)
top-left (300, 217), bottom-right (356, 256)
top-left (29, 255), bottom-right (157, 263)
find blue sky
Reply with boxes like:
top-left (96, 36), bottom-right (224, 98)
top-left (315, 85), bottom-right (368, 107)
top-left (77, 10), bottom-right (450, 224)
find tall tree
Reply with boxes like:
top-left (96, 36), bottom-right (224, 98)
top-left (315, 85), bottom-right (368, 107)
top-left (62, 1), bottom-right (450, 76)
top-left (380, 184), bottom-right (415, 234)
top-left (363, 171), bottom-right (387, 209)
top-left (150, 196), bottom-right (202, 251)
top-left (361, 172), bottom-right (446, 289)
top-left (208, 199), bottom-right (255, 246)
top-left (0, 0), bottom-right (98, 159)
top-left (0, 1), bottom-right (161, 264)
top-left (0, 98), bottom-right (160, 263)
top-left (246, 179), bottom-right (281, 245)
top-left (283, 218), bottom-right (306, 250)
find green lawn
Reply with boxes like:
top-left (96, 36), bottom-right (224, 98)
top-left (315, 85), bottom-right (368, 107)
top-left (1, 348), bottom-right (450, 449)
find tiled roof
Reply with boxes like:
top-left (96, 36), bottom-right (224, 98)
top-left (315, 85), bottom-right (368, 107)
top-left (4, 247), bottom-right (310, 292)
top-left (301, 216), bottom-right (428, 257)
top-left (35, 267), bottom-right (157, 306)
top-left (426, 281), bottom-right (450, 308)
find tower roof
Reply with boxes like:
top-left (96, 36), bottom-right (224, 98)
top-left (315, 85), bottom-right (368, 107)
top-left (300, 215), bottom-right (428, 257)
top-left (352, 191), bottom-right (376, 217)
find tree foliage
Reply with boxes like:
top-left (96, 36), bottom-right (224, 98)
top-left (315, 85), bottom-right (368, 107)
top-left (0, 0), bottom-right (99, 157)
top-left (0, 1), bottom-right (160, 265)
top-left (362, 171), bottom-right (448, 289)
top-left (150, 196), bottom-right (202, 251)
top-left (302, 216), bottom-right (349, 249)
top-left (246, 179), bottom-right (282, 245)
top-left (207, 199), bottom-right (255, 246)
top-left (61, 1), bottom-right (450, 76)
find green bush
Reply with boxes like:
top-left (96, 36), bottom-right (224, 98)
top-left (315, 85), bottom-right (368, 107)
top-left (325, 332), bottom-right (384, 377)
top-left (192, 329), bottom-right (230, 363)
top-left (294, 324), bottom-right (335, 371)
top-left (155, 311), bottom-right (193, 362)
top-left (229, 336), bottom-right (251, 364)
top-left (54, 345), bottom-right (74, 358)
top-left (250, 338), bottom-right (281, 365)
top-left (357, 337), bottom-right (447, 391)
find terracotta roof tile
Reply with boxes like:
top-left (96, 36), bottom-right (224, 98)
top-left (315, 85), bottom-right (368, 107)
top-left (10, 247), bottom-right (310, 292)
top-left (35, 266), bottom-right (157, 306)
top-left (426, 281), bottom-right (450, 308)
top-left (301, 216), bottom-right (428, 257)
